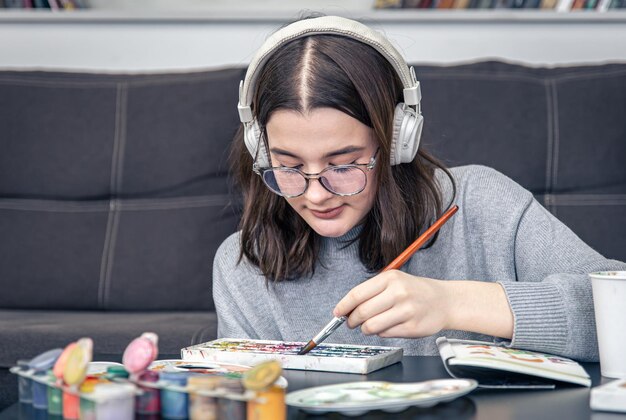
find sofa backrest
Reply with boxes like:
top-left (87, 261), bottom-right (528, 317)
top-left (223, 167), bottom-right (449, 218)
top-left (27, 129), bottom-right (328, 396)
top-left (415, 61), bottom-right (626, 263)
top-left (0, 61), bottom-right (624, 311)
top-left (0, 69), bottom-right (245, 311)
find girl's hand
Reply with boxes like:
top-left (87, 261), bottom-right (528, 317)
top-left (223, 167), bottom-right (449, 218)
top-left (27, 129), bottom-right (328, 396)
top-left (333, 270), bottom-right (452, 338)
top-left (333, 270), bottom-right (514, 339)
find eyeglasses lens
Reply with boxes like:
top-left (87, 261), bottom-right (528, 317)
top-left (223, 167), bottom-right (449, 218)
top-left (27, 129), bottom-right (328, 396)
top-left (262, 167), bottom-right (366, 197)
top-left (263, 168), bottom-right (306, 196)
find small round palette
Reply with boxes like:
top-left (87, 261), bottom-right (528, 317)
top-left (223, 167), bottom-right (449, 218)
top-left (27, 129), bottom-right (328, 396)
top-left (286, 379), bottom-right (477, 415)
top-left (148, 359), bottom-right (250, 375)
top-left (148, 359), bottom-right (288, 388)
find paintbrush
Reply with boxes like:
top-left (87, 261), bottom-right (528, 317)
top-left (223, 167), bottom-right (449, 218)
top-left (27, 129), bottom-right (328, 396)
top-left (297, 204), bottom-right (459, 355)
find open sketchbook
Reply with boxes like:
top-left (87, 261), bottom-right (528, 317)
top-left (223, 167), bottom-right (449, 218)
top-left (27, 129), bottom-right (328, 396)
top-left (436, 337), bottom-right (591, 389)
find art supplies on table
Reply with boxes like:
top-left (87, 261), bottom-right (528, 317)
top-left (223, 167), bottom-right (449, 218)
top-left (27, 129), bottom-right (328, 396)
top-left (56, 338), bottom-right (94, 419)
top-left (590, 378), bottom-right (626, 413)
top-left (12, 339), bottom-right (285, 420)
top-left (181, 338), bottom-right (403, 374)
top-left (11, 359), bottom-right (136, 420)
top-left (122, 332), bottom-right (159, 378)
top-left (149, 359), bottom-right (289, 388)
top-left (150, 359), bottom-right (249, 374)
top-left (26, 348), bottom-right (63, 410)
top-left (243, 360), bottom-right (286, 420)
top-left (135, 370), bottom-right (160, 415)
top-left (148, 359), bottom-right (285, 420)
top-left (87, 361), bottom-right (125, 376)
top-left (16, 360), bottom-right (33, 404)
top-left (286, 378), bottom-right (477, 415)
top-left (436, 337), bottom-right (591, 389)
top-left (11, 335), bottom-right (276, 419)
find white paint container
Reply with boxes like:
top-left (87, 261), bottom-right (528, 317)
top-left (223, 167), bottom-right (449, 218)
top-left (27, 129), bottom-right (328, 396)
top-left (90, 382), bottom-right (136, 420)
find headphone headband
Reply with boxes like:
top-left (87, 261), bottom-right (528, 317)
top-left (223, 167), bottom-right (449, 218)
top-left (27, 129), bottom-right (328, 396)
top-left (237, 15), bottom-right (421, 123)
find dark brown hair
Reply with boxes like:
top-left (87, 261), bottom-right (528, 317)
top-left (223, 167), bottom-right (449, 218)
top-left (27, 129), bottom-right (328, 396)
top-left (230, 32), bottom-right (455, 282)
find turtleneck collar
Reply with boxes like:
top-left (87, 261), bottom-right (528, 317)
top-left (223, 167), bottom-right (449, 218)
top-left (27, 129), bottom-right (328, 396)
top-left (319, 223), bottom-right (363, 260)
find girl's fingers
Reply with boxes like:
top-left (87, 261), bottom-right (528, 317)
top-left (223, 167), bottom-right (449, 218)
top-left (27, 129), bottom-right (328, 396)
top-left (376, 321), bottom-right (414, 338)
top-left (346, 289), bottom-right (395, 329)
top-left (333, 273), bottom-right (391, 317)
top-left (359, 307), bottom-right (406, 336)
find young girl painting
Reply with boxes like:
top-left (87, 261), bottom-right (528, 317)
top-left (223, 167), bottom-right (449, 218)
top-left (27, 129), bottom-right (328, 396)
top-left (213, 15), bottom-right (625, 360)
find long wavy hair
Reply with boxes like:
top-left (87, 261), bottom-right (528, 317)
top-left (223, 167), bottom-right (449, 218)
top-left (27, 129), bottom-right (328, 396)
top-left (230, 32), bottom-right (455, 282)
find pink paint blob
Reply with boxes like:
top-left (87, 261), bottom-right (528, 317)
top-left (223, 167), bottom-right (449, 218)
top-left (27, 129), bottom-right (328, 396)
top-left (123, 333), bottom-right (159, 374)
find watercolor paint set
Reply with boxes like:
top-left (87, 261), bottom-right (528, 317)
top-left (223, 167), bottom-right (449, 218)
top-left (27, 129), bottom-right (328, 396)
top-left (181, 338), bottom-right (404, 374)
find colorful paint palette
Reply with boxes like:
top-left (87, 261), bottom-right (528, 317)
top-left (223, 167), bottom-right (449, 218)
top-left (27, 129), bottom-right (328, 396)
top-left (181, 338), bottom-right (403, 374)
top-left (148, 359), bottom-right (250, 375)
top-left (148, 359), bottom-right (288, 388)
top-left (286, 379), bottom-right (478, 415)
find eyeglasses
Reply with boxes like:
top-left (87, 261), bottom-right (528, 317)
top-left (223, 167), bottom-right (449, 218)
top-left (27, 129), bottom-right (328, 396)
top-left (254, 148), bottom-right (380, 198)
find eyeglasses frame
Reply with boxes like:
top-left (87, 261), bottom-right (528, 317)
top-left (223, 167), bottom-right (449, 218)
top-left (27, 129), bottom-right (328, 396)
top-left (253, 147), bottom-right (380, 198)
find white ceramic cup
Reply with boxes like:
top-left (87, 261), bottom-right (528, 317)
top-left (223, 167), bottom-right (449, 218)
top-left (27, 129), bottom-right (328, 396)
top-left (589, 271), bottom-right (626, 378)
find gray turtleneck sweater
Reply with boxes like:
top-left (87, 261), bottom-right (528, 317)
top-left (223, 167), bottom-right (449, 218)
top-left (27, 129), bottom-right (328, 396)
top-left (213, 165), bottom-right (626, 361)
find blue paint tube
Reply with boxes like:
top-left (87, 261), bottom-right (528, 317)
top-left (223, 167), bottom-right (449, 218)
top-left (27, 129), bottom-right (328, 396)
top-left (31, 373), bottom-right (48, 410)
top-left (160, 372), bottom-right (190, 419)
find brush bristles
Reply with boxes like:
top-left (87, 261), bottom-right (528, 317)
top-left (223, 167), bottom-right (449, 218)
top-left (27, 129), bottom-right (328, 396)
top-left (297, 340), bottom-right (316, 355)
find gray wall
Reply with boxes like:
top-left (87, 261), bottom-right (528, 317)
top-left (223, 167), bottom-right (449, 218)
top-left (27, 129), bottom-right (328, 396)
top-left (0, 8), bottom-right (625, 71)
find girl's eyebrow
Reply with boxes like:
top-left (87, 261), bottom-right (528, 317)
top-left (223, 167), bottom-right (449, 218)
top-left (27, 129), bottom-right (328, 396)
top-left (269, 146), bottom-right (366, 159)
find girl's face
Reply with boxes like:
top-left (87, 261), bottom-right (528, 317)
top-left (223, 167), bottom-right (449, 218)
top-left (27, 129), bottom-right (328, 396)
top-left (265, 107), bottom-right (379, 238)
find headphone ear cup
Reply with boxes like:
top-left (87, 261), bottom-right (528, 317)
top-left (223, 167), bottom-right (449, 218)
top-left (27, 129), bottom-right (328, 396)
top-left (390, 103), bottom-right (423, 166)
top-left (243, 120), bottom-right (270, 168)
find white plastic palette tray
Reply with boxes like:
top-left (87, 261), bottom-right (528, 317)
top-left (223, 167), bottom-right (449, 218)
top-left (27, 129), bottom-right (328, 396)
top-left (181, 338), bottom-right (403, 374)
top-left (286, 379), bottom-right (478, 415)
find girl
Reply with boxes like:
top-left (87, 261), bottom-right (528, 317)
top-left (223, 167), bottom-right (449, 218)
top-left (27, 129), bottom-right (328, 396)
top-left (213, 15), bottom-right (625, 360)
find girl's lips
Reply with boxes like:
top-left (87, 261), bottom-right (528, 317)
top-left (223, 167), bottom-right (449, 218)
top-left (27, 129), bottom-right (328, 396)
top-left (310, 205), bottom-right (344, 219)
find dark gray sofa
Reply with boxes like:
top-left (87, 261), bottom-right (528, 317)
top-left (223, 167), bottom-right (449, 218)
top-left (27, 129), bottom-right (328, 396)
top-left (1, 61), bottom-right (625, 408)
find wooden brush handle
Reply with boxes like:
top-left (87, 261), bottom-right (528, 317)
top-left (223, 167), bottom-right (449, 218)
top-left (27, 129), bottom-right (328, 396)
top-left (383, 205), bottom-right (459, 272)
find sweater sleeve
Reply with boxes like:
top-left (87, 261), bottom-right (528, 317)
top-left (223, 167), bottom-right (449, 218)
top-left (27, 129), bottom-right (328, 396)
top-left (498, 197), bottom-right (626, 361)
top-left (212, 236), bottom-right (260, 340)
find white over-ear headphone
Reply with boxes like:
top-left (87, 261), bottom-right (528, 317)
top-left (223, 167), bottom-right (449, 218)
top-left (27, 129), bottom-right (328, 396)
top-left (237, 16), bottom-right (423, 168)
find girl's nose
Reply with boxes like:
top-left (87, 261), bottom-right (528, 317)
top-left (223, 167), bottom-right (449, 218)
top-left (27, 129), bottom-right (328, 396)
top-left (304, 177), bottom-right (334, 204)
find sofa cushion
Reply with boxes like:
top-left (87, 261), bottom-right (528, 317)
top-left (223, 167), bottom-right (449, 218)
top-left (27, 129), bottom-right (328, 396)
top-left (0, 69), bottom-right (245, 310)
top-left (0, 309), bottom-right (217, 368)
